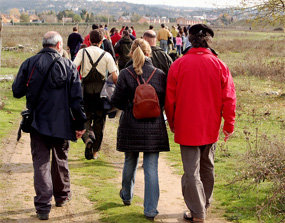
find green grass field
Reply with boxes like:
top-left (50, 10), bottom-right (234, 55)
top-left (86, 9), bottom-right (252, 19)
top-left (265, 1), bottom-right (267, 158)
top-left (0, 26), bottom-right (284, 222)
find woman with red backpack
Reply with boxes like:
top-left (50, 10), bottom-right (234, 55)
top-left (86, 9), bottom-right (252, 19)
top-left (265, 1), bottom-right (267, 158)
top-left (111, 39), bottom-right (169, 220)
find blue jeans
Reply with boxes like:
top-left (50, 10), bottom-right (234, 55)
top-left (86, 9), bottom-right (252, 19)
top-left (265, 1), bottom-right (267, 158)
top-left (160, 40), bottom-right (168, 53)
top-left (177, 45), bottom-right (181, 55)
top-left (121, 152), bottom-right (159, 218)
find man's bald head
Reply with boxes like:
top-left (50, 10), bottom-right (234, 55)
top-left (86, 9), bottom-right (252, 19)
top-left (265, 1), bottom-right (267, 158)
top-left (42, 31), bottom-right (63, 48)
top-left (143, 30), bottom-right (157, 47)
top-left (42, 31), bottom-right (63, 54)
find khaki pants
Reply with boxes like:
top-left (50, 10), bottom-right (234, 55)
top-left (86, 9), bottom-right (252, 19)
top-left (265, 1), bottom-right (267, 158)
top-left (180, 143), bottom-right (216, 219)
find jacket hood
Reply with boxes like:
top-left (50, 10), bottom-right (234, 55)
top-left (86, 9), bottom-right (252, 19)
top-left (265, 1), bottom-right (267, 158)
top-left (121, 36), bottom-right (132, 43)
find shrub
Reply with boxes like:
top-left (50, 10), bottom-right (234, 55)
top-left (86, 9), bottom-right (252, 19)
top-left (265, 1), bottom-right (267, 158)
top-left (233, 132), bottom-right (285, 221)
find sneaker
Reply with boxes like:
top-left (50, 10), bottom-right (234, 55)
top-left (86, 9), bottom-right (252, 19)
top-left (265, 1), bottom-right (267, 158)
top-left (37, 213), bottom-right (49, 220)
top-left (85, 141), bottom-right (93, 160)
top-left (56, 195), bottom-right (71, 207)
top-left (145, 215), bottom-right (155, 221)
top-left (183, 212), bottom-right (204, 223)
top-left (119, 189), bottom-right (131, 206)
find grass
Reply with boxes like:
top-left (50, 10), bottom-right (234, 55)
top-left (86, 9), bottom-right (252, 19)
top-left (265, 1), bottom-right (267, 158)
top-left (0, 81), bottom-right (25, 144)
top-left (0, 26), bottom-right (284, 222)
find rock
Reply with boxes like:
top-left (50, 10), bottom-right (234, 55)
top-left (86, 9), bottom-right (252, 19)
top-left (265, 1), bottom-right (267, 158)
top-left (265, 91), bottom-right (279, 96)
top-left (18, 44), bottom-right (24, 49)
top-left (0, 75), bottom-right (14, 82)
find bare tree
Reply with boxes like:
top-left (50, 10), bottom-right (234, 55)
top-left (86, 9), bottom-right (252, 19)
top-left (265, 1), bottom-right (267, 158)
top-left (242, 0), bottom-right (285, 25)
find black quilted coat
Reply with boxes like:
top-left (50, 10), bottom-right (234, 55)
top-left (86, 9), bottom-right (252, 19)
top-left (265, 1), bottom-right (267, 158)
top-left (111, 58), bottom-right (170, 153)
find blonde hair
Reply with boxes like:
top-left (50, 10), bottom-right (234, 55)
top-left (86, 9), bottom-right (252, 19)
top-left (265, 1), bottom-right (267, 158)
top-left (130, 39), bottom-right (151, 75)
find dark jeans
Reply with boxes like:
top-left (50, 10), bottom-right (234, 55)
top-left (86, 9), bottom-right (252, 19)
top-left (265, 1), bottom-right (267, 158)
top-left (30, 129), bottom-right (70, 214)
top-left (82, 93), bottom-right (106, 152)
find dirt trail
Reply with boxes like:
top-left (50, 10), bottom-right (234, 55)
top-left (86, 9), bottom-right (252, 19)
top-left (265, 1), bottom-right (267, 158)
top-left (0, 131), bottom-right (99, 223)
top-left (0, 119), bottom-right (230, 223)
top-left (104, 118), bottom-right (231, 223)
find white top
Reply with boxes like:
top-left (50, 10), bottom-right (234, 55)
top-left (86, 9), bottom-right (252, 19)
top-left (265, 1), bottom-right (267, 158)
top-left (73, 46), bottom-right (118, 78)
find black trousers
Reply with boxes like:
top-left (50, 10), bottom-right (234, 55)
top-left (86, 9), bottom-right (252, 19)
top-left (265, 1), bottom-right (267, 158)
top-left (30, 129), bottom-right (70, 214)
top-left (82, 93), bottom-right (106, 152)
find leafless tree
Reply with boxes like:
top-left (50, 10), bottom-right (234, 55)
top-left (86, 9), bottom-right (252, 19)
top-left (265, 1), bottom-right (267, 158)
top-left (242, 0), bottom-right (285, 25)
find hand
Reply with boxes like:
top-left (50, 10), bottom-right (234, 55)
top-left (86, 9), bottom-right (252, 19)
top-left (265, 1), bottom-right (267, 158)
top-left (76, 129), bottom-right (86, 139)
top-left (223, 130), bottom-right (233, 142)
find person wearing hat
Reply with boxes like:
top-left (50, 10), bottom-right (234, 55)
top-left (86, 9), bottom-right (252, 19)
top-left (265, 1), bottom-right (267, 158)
top-left (165, 24), bottom-right (236, 223)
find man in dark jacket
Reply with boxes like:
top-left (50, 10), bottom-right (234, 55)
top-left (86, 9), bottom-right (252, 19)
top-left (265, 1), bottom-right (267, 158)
top-left (143, 30), bottom-right (173, 75)
top-left (125, 30), bottom-right (173, 75)
top-left (67, 26), bottom-right (83, 61)
top-left (114, 30), bottom-right (133, 70)
top-left (12, 31), bottom-right (86, 221)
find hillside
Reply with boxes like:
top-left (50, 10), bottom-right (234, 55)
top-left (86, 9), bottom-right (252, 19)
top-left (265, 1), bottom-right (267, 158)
top-left (0, 0), bottom-right (229, 18)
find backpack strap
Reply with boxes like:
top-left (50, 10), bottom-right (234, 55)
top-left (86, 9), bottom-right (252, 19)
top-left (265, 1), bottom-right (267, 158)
top-left (94, 51), bottom-right (106, 68)
top-left (126, 68), bottom-right (141, 85)
top-left (84, 49), bottom-right (94, 65)
top-left (84, 49), bottom-right (106, 69)
top-left (146, 68), bottom-right (157, 84)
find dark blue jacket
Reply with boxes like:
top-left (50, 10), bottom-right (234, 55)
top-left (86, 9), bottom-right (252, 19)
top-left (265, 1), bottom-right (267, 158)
top-left (12, 48), bottom-right (86, 141)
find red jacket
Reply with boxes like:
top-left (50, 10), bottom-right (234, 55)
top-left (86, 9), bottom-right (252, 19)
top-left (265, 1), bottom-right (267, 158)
top-left (111, 33), bottom-right (122, 46)
top-left (83, 34), bottom-right (91, 47)
top-left (165, 47), bottom-right (236, 146)
top-left (132, 30), bottom-right (136, 37)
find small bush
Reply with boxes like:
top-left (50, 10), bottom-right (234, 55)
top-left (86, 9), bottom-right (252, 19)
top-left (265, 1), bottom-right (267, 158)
top-left (233, 132), bottom-right (285, 221)
top-left (230, 57), bottom-right (285, 81)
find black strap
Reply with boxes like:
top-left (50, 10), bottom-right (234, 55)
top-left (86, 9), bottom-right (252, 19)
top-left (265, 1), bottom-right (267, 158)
top-left (84, 49), bottom-right (106, 68)
top-left (30, 56), bottom-right (60, 109)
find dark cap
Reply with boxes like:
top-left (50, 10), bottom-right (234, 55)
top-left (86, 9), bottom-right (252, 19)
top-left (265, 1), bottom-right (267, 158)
top-left (189, 24), bottom-right (214, 37)
top-left (92, 24), bottom-right (99, 30)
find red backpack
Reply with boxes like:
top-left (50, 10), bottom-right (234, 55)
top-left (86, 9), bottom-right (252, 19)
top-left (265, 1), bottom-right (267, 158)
top-left (126, 68), bottom-right (161, 119)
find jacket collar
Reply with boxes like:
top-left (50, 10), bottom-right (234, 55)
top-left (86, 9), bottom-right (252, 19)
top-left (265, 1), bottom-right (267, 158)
top-left (186, 47), bottom-right (217, 57)
top-left (145, 56), bottom-right (153, 65)
top-left (38, 47), bottom-right (61, 55)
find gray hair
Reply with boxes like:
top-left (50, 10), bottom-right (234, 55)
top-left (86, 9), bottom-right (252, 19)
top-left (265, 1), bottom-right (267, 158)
top-left (42, 31), bottom-right (63, 47)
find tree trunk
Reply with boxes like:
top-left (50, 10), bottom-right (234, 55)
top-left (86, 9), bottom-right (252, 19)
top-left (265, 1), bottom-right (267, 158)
top-left (0, 19), bottom-right (2, 70)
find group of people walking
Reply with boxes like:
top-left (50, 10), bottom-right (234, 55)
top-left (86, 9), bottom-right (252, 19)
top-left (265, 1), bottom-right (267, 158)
top-left (12, 23), bottom-right (236, 222)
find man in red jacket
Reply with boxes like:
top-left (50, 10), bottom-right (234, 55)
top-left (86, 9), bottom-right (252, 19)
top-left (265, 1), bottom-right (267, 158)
top-left (165, 24), bottom-right (236, 223)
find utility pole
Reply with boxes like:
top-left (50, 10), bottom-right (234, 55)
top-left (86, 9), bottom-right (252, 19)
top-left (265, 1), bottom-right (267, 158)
top-left (0, 18), bottom-right (2, 70)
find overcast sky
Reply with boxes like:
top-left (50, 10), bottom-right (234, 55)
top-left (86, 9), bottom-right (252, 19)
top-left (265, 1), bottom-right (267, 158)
top-left (96, 0), bottom-right (243, 8)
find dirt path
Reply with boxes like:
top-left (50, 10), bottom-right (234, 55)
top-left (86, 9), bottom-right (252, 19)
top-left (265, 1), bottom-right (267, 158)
top-left (104, 118), bottom-right (231, 223)
top-left (0, 130), bottom-right (99, 223)
top-left (0, 119), bottom-right (230, 223)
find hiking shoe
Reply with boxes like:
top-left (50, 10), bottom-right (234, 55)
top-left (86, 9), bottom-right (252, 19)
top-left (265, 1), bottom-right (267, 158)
top-left (145, 215), bottom-right (155, 221)
top-left (56, 196), bottom-right (71, 207)
top-left (37, 213), bottom-right (49, 220)
top-left (119, 189), bottom-right (131, 206)
top-left (85, 141), bottom-right (93, 160)
top-left (183, 211), bottom-right (193, 221)
top-left (183, 212), bottom-right (204, 223)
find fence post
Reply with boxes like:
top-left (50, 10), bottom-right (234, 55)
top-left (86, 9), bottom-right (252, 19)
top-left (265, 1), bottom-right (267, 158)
top-left (0, 18), bottom-right (2, 70)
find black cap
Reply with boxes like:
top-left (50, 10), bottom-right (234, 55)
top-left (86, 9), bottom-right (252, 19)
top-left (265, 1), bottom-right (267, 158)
top-left (92, 24), bottom-right (99, 30)
top-left (189, 24), bottom-right (214, 37)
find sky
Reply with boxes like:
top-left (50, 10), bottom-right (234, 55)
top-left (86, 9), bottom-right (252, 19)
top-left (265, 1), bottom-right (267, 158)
top-left (96, 0), bottom-right (243, 8)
